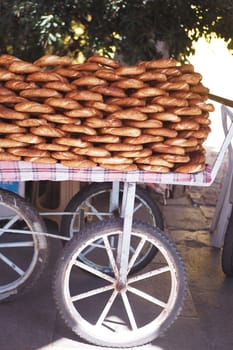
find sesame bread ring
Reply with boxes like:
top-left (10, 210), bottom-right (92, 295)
top-left (99, 163), bottom-right (138, 171)
top-left (60, 124), bottom-right (97, 135)
top-left (125, 119), bottom-right (163, 128)
top-left (71, 62), bottom-right (101, 71)
top-left (178, 64), bottom-right (195, 73)
top-left (156, 82), bottom-right (189, 91)
top-left (152, 96), bottom-right (188, 107)
top-left (24, 156), bottom-right (57, 164)
top-left (66, 90), bottom-right (103, 102)
top-left (72, 146), bottom-right (111, 157)
top-left (0, 95), bottom-right (27, 104)
top-left (8, 148), bottom-right (50, 158)
top-left (99, 127), bottom-right (141, 137)
top-left (169, 91), bottom-right (203, 100)
top-left (193, 116), bottom-right (211, 125)
top-left (109, 109), bottom-right (147, 121)
top-left (174, 162), bottom-right (205, 174)
top-left (33, 143), bottom-right (69, 151)
top-left (111, 78), bottom-right (145, 89)
top-left (155, 67), bottom-right (182, 77)
top-left (115, 148), bottom-right (152, 158)
top-left (106, 97), bottom-right (145, 107)
top-left (95, 69), bottom-right (121, 81)
top-left (161, 154), bottom-right (190, 163)
top-left (145, 58), bottom-right (178, 69)
top-left (40, 113), bottom-right (80, 124)
top-left (52, 67), bottom-right (82, 79)
top-left (137, 164), bottom-right (170, 172)
top-left (115, 65), bottom-right (145, 76)
top-left (91, 156), bottom-right (133, 165)
top-left (87, 55), bottom-right (120, 69)
top-left (34, 54), bottom-right (72, 66)
top-left (151, 112), bottom-right (181, 122)
top-left (169, 73), bottom-right (202, 85)
top-left (135, 156), bottom-right (174, 168)
top-left (137, 71), bottom-right (167, 82)
top-left (45, 97), bottom-right (81, 110)
top-left (14, 101), bottom-right (55, 114)
top-left (0, 54), bottom-right (21, 66)
top-left (82, 135), bottom-right (120, 143)
top-left (0, 139), bottom-right (27, 148)
top-left (0, 122), bottom-right (26, 133)
top-left (150, 143), bottom-right (185, 155)
top-left (190, 83), bottom-right (209, 95)
top-left (90, 85), bottom-right (126, 97)
top-left (189, 101), bottom-right (215, 112)
top-left (168, 106), bottom-right (202, 116)
top-left (0, 152), bottom-right (21, 161)
top-left (43, 81), bottom-right (74, 92)
top-left (144, 127), bottom-right (178, 138)
top-left (123, 135), bottom-right (164, 144)
top-left (0, 86), bottom-right (16, 95)
top-left (8, 61), bottom-right (40, 74)
top-left (51, 151), bottom-right (85, 161)
top-left (85, 101), bottom-right (121, 113)
top-left (72, 76), bottom-right (107, 87)
top-left (0, 69), bottom-right (23, 81)
top-left (0, 105), bottom-right (28, 120)
top-left (30, 126), bottom-right (66, 138)
top-left (65, 107), bottom-right (102, 118)
top-left (131, 87), bottom-right (167, 98)
top-left (7, 133), bottom-right (44, 144)
top-left (5, 80), bottom-right (38, 91)
top-left (104, 143), bottom-right (143, 152)
top-left (27, 71), bottom-right (65, 82)
top-left (15, 118), bottom-right (48, 127)
top-left (20, 88), bottom-right (62, 99)
top-left (136, 104), bottom-right (164, 113)
top-left (169, 120), bottom-right (200, 131)
top-left (54, 137), bottom-right (91, 148)
top-left (84, 117), bottom-right (122, 128)
top-left (165, 137), bottom-right (198, 147)
top-left (61, 159), bottom-right (97, 168)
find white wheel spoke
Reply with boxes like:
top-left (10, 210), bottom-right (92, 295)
top-left (0, 215), bottom-right (20, 237)
top-left (133, 202), bottom-right (143, 214)
top-left (83, 201), bottom-right (105, 221)
top-left (0, 252), bottom-right (24, 276)
top-left (128, 265), bottom-right (170, 284)
top-left (103, 236), bottom-right (119, 277)
top-left (127, 285), bottom-right (167, 308)
top-left (121, 291), bottom-right (137, 330)
top-left (74, 260), bottom-right (115, 283)
top-left (80, 238), bottom-right (105, 258)
top-left (96, 290), bottom-right (118, 326)
top-left (127, 238), bottom-right (146, 272)
top-left (71, 284), bottom-right (114, 302)
top-left (0, 241), bottom-right (34, 248)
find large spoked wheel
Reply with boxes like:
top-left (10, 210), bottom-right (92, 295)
top-left (60, 182), bottom-right (163, 274)
top-left (54, 219), bottom-right (186, 348)
top-left (0, 188), bottom-right (49, 302)
top-left (221, 208), bottom-right (233, 277)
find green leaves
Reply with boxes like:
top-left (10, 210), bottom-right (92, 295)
top-left (0, 0), bottom-right (232, 63)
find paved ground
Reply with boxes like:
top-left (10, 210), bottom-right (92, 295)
top-left (1, 151), bottom-right (233, 350)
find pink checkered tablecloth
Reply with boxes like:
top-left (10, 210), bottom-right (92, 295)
top-left (0, 161), bottom-right (212, 186)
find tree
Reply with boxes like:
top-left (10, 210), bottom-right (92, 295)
top-left (0, 0), bottom-right (232, 63)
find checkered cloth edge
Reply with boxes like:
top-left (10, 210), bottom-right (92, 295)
top-left (0, 161), bottom-right (212, 186)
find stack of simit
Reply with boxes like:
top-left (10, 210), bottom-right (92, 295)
top-left (0, 53), bottom-right (214, 173)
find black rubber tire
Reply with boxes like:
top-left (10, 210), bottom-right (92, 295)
top-left (0, 188), bottom-right (49, 302)
top-left (60, 182), bottom-right (164, 273)
top-left (54, 219), bottom-right (186, 348)
top-left (221, 208), bottom-right (233, 277)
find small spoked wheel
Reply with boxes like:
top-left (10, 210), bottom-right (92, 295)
top-left (60, 182), bottom-right (164, 274)
top-left (54, 219), bottom-right (186, 348)
top-left (0, 188), bottom-right (49, 302)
